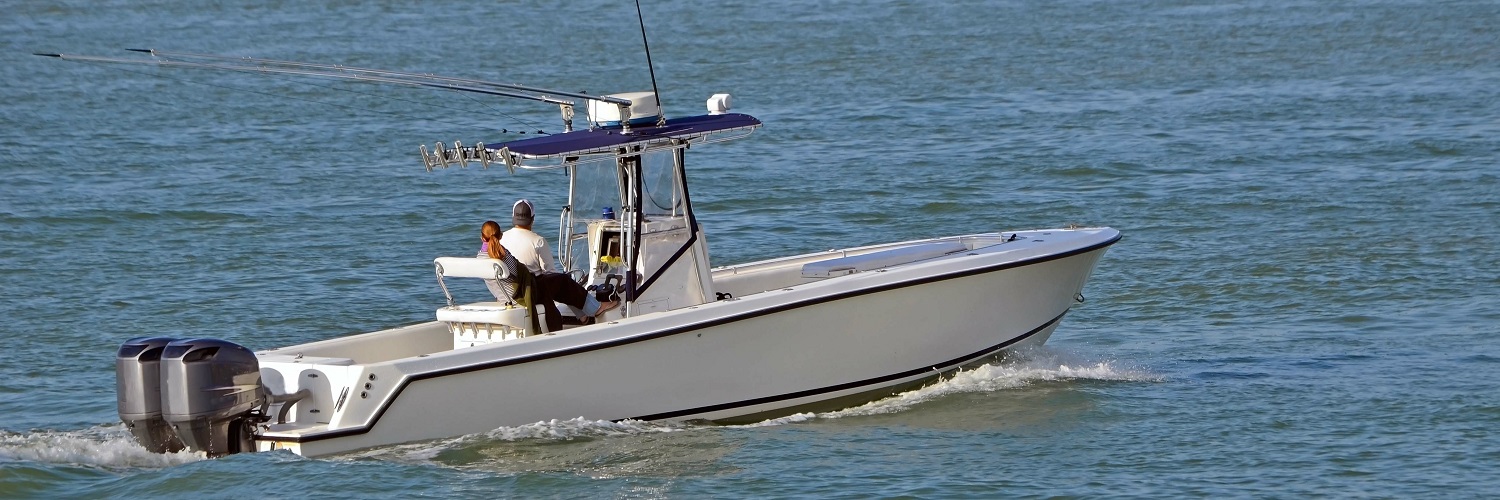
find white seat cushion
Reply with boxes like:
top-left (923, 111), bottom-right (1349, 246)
top-left (434, 257), bottom-right (510, 280)
top-left (435, 302), bottom-right (528, 327)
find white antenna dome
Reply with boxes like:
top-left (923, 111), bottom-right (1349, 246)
top-left (586, 91), bottom-right (661, 128)
top-left (706, 93), bottom-right (733, 115)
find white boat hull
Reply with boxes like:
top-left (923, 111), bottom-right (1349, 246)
top-left (252, 227), bottom-right (1118, 457)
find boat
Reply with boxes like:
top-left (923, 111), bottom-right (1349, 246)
top-left (48, 48), bottom-right (1120, 458)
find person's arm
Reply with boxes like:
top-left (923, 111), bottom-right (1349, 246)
top-left (538, 237), bottom-right (559, 273)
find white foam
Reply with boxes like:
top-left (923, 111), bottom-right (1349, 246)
top-left (768, 347), bottom-right (1161, 421)
top-left (479, 416), bottom-right (691, 441)
top-left (0, 424), bottom-right (205, 469)
top-left (732, 412), bottom-right (817, 428)
top-left (343, 417), bottom-right (696, 462)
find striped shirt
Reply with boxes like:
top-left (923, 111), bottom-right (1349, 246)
top-left (478, 243), bottom-right (524, 303)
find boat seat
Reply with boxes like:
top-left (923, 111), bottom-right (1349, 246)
top-left (433, 257), bottom-right (542, 346)
top-left (801, 241), bottom-right (969, 278)
top-left (436, 301), bottom-right (536, 347)
top-left (434, 256), bottom-right (510, 282)
top-left (435, 301), bottom-right (527, 325)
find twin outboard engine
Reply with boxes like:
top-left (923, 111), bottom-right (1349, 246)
top-left (115, 337), bottom-right (185, 453)
top-left (116, 337), bottom-right (267, 457)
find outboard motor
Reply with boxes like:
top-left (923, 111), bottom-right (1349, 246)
top-left (159, 338), bottom-right (266, 457)
top-left (116, 337), bottom-right (185, 453)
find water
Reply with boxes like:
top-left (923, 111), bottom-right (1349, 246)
top-left (3, 0), bottom-right (1498, 496)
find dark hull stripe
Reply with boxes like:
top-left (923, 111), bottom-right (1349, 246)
top-left (277, 232), bottom-right (1119, 444)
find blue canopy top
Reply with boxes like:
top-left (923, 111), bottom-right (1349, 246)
top-left (488, 113), bottom-right (761, 160)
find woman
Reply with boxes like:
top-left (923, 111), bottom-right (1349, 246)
top-left (479, 220), bottom-right (616, 330)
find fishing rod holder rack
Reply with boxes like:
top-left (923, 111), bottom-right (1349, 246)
top-left (420, 141), bottom-right (519, 173)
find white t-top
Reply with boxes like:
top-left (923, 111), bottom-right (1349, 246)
top-left (501, 227), bottom-right (557, 275)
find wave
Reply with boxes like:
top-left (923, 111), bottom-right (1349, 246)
top-left (0, 425), bottom-right (205, 470)
top-left (780, 347), bottom-right (1162, 421)
top-left (343, 417), bottom-right (696, 462)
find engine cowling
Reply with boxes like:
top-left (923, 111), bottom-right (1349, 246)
top-left (159, 338), bottom-right (265, 457)
top-left (116, 337), bottom-right (185, 453)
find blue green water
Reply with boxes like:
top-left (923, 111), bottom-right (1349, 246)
top-left (3, 0), bottom-right (1499, 497)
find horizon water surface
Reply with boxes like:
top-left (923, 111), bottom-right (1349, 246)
top-left (3, 0), bottom-right (1499, 497)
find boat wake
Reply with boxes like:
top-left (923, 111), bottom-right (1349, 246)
top-left (742, 346), bottom-right (1163, 425)
top-left (0, 424), bottom-right (205, 469)
top-left (344, 417), bottom-right (696, 462)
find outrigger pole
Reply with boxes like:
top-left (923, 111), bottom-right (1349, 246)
top-left (34, 50), bottom-right (635, 133)
top-left (634, 0), bottom-right (666, 127)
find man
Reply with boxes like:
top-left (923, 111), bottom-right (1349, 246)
top-left (500, 199), bottom-right (558, 275)
top-left (499, 199), bottom-right (616, 325)
top-left (478, 220), bottom-right (615, 331)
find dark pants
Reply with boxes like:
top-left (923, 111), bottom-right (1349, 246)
top-left (532, 272), bottom-right (588, 331)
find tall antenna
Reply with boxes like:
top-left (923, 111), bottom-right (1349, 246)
top-left (635, 0), bottom-right (666, 126)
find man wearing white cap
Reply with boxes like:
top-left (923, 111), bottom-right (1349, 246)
top-left (501, 199), bottom-right (558, 275)
top-left (500, 199), bottom-right (618, 324)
